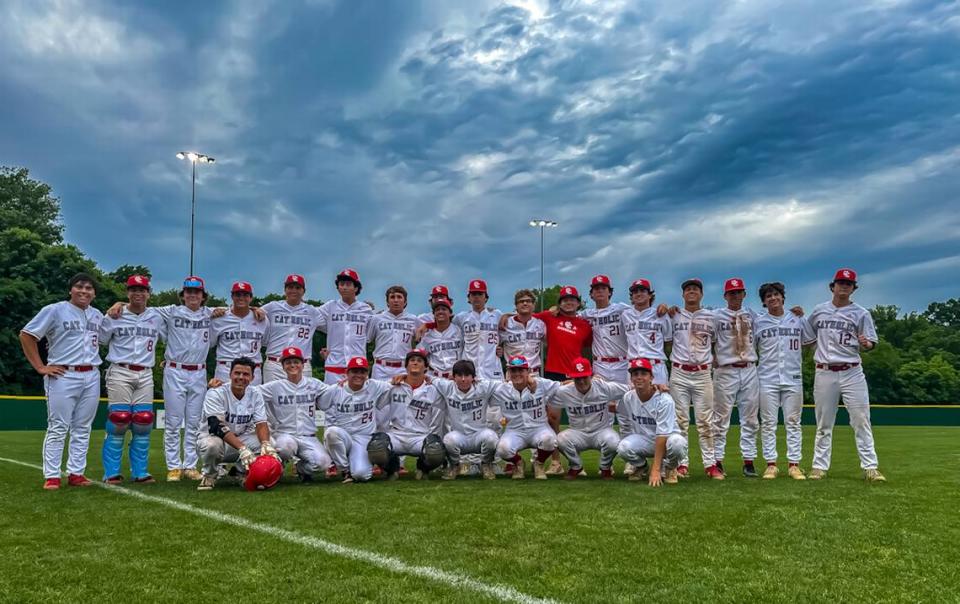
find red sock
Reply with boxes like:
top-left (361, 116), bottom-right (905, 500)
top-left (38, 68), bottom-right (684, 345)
top-left (535, 448), bottom-right (552, 463)
top-left (509, 455), bottom-right (522, 465)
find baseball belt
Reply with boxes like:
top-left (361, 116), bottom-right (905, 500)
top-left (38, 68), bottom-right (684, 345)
top-left (816, 362), bottom-right (860, 372)
top-left (596, 356), bottom-right (626, 363)
top-left (719, 362), bottom-right (752, 369)
top-left (67, 365), bottom-right (96, 372)
top-left (166, 362), bottom-right (205, 370)
top-left (117, 363), bottom-right (148, 371)
top-left (325, 366), bottom-right (346, 374)
top-left (375, 359), bottom-right (403, 368)
top-left (672, 362), bottom-right (709, 372)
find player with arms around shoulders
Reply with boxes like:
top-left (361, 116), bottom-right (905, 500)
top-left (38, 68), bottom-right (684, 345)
top-left (455, 279), bottom-right (503, 380)
top-left (211, 281), bottom-right (266, 385)
top-left (368, 285), bottom-right (419, 379)
top-left (317, 269), bottom-right (373, 385)
top-left (806, 269), bottom-right (885, 482)
top-left (492, 356), bottom-right (560, 480)
top-left (20, 272), bottom-right (105, 489)
top-left (581, 275), bottom-right (630, 384)
top-left (197, 357), bottom-right (280, 491)
top-left (617, 359), bottom-right (687, 487)
top-left (99, 275), bottom-right (164, 484)
top-left (620, 279), bottom-right (672, 385)
top-left (499, 289), bottom-right (546, 372)
top-left (418, 297), bottom-right (464, 378)
top-left (261, 274), bottom-right (322, 383)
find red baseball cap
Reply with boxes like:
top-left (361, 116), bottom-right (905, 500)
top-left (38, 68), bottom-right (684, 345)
top-left (346, 357), bottom-right (369, 371)
top-left (832, 268), bottom-right (857, 283)
top-left (280, 347), bottom-right (304, 362)
top-left (629, 279), bottom-right (652, 292)
top-left (724, 278), bottom-right (746, 293)
top-left (432, 298), bottom-right (453, 311)
top-left (285, 274), bottom-right (305, 287)
top-left (232, 281), bottom-right (253, 294)
top-left (681, 278), bottom-right (703, 291)
top-left (337, 268), bottom-right (361, 285)
top-left (558, 285), bottom-right (581, 300)
top-left (567, 357), bottom-right (593, 379)
top-left (431, 285), bottom-right (450, 297)
top-left (405, 348), bottom-right (430, 366)
top-left (590, 274), bottom-right (611, 288)
top-left (506, 356), bottom-right (529, 370)
top-left (629, 358), bottom-right (654, 372)
top-left (467, 279), bottom-right (487, 293)
top-left (182, 275), bottom-right (205, 291)
top-left (126, 275), bottom-right (150, 289)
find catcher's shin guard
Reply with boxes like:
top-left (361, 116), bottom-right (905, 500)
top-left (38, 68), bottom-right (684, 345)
top-left (366, 432), bottom-right (393, 468)
top-left (129, 404), bottom-right (154, 479)
top-left (102, 404), bottom-right (132, 478)
top-left (419, 434), bottom-right (446, 472)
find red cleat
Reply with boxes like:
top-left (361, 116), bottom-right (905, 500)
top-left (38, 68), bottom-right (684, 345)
top-left (564, 468), bottom-right (580, 480)
top-left (676, 465), bottom-right (689, 478)
top-left (600, 468), bottom-right (614, 480)
top-left (43, 478), bottom-right (61, 490)
top-left (705, 465), bottom-right (725, 481)
top-left (325, 464), bottom-right (338, 479)
top-left (68, 474), bottom-right (93, 487)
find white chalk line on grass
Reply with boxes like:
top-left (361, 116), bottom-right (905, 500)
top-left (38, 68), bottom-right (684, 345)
top-left (0, 456), bottom-right (561, 604)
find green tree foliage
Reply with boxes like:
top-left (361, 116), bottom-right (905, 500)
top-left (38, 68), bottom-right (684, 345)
top-left (0, 167), bottom-right (64, 243)
top-left (109, 264), bottom-right (152, 284)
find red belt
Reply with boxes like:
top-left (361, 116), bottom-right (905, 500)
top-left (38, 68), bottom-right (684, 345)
top-left (68, 365), bottom-right (95, 372)
top-left (672, 362), bottom-right (709, 372)
top-left (816, 362), bottom-right (860, 372)
top-left (431, 370), bottom-right (452, 378)
top-left (218, 361), bottom-right (262, 368)
top-left (167, 362), bottom-right (205, 371)
top-left (117, 363), bottom-right (148, 371)
top-left (720, 362), bottom-right (751, 369)
top-left (375, 359), bottom-right (403, 368)
top-left (596, 356), bottom-right (625, 363)
top-left (325, 366), bottom-right (346, 374)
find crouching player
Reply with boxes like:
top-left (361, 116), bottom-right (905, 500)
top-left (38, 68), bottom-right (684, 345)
top-left (258, 346), bottom-right (332, 482)
top-left (197, 357), bottom-right (280, 490)
top-left (367, 349), bottom-right (447, 480)
top-left (550, 357), bottom-right (631, 480)
top-left (617, 359), bottom-right (687, 486)
top-left (431, 359), bottom-right (501, 480)
top-left (493, 356), bottom-right (560, 480)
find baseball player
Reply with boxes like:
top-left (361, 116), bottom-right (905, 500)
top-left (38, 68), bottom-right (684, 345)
top-left (20, 273), bottom-right (105, 489)
top-left (317, 356), bottom-right (393, 483)
top-left (620, 279), bottom-right (673, 385)
top-left (317, 269), bottom-right (373, 385)
top-left (366, 349), bottom-right (447, 480)
top-left (756, 282), bottom-right (814, 480)
top-left (455, 279), bottom-right (503, 380)
top-left (806, 268), bottom-right (885, 482)
top-left (257, 346), bottom-right (332, 482)
top-left (368, 285), bottom-right (419, 380)
top-left (712, 278), bottom-right (761, 478)
top-left (431, 359), bottom-right (502, 480)
top-left (549, 358), bottom-right (630, 479)
top-left (499, 289), bottom-right (546, 373)
top-left (492, 356), bottom-right (561, 480)
top-left (582, 275), bottom-right (630, 384)
top-left (418, 298), bottom-right (463, 378)
top-left (617, 359), bottom-right (686, 487)
top-left (668, 278), bottom-right (721, 479)
top-left (261, 274), bottom-right (322, 383)
top-left (211, 281), bottom-right (266, 384)
top-left (98, 275), bottom-right (164, 484)
top-left (416, 284), bottom-right (452, 325)
top-left (196, 357), bottom-right (280, 491)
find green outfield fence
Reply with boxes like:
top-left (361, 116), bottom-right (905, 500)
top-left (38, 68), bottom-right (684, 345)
top-left (0, 395), bottom-right (957, 431)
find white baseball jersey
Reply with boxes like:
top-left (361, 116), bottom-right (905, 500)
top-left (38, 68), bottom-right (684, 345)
top-left (419, 323), bottom-right (463, 375)
top-left (549, 381), bottom-right (631, 433)
top-left (807, 302), bottom-right (878, 365)
top-left (212, 310), bottom-right (266, 363)
top-left (367, 310), bottom-right (419, 361)
top-left (499, 315), bottom-right (545, 370)
top-left (22, 301), bottom-right (104, 366)
top-left (317, 299), bottom-right (372, 367)
top-left (99, 307), bottom-right (164, 366)
top-left (756, 311), bottom-right (816, 387)
top-left (492, 378), bottom-right (560, 431)
top-left (417, 311), bottom-right (435, 324)
top-left (257, 377), bottom-right (331, 436)
top-left (384, 381), bottom-right (446, 439)
top-left (317, 380), bottom-right (392, 436)
top-left (619, 390), bottom-right (680, 438)
top-left (454, 308), bottom-right (503, 379)
top-left (713, 307), bottom-right (759, 365)
top-left (155, 305), bottom-right (212, 364)
top-left (620, 306), bottom-right (673, 361)
top-left (202, 384), bottom-right (268, 437)
top-left (670, 308), bottom-right (716, 366)
top-left (261, 300), bottom-right (322, 358)
top-left (581, 302), bottom-right (629, 359)
top-left (433, 378), bottom-right (500, 436)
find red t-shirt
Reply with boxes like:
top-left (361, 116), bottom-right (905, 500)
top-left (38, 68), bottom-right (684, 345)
top-left (534, 311), bottom-right (593, 375)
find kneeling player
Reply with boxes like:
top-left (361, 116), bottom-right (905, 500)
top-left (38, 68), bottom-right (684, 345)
top-left (258, 346), bottom-right (332, 482)
top-left (550, 357), bottom-right (631, 479)
top-left (493, 356), bottom-right (560, 480)
top-left (617, 359), bottom-right (687, 487)
top-left (197, 358), bottom-right (280, 490)
top-left (432, 359), bottom-right (501, 480)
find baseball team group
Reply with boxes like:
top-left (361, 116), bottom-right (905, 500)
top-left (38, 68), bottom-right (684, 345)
top-left (18, 265), bottom-right (886, 491)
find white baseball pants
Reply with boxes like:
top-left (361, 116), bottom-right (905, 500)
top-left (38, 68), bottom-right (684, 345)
top-left (812, 366), bottom-right (879, 471)
top-left (273, 431), bottom-right (331, 476)
top-left (594, 360), bottom-right (631, 438)
top-left (713, 365), bottom-right (760, 462)
top-left (669, 367), bottom-right (715, 468)
top-left (372, 363), bottom-right (404, 381)
top-left (214, 362), bottom-right (262, 385)
top-left (616, 433), bottom-right (686, 470)
top-left (105, 364), bottom-right (153, 404)
top-left (197, 432), bottom-right (264, 475)
top-left (41, 370), bottom-right (100, 479)
top-left (162, 365), bottom-right (207, 471)
top-left (557, 427), bottom-right (620, 470)
top-left (759, 383), bottom-right (803, 463)
top-left (263, 359), bottom-right (312, 383)
top-left (323, 426), bottom-right (373, 481)
top-left (496, 427), bottom-right (558, 460)
top-left (443, 429), bottom-right (499, 464)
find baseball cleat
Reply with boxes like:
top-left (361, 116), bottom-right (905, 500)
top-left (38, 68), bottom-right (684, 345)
top-left (443, 465), bottom-right (460, 481)
top-left (629, 462), bottom-right (649, 482)
top-left (788, 465), bottom-right (806, 480)
top-left (565, 468), bottom-right (581, 480)
top-left (398, 467), bottom-right (409, 477)
top-left (341, 472), bottom-right (355, 484)
top-left (43, 478), bottom-right (61, 490)
top-left (705, 465), bottom-right (725, 480)
top-left (600, 468), bottom-right (614, 480)
top-left (103, 475), bottom-right (124, 485)
top-left (533, 460), bottom-right (548, 480)
top-left (414, 469), bottom-right (426, 481)
top-left (68, 474), bottom-right (93, 487)
top-left (808, 468), bottom-right (827, 480)
top-left (545, 459), bottom-right (565, 475)
top-left (511, 462), bottom-right (525, 480)
top-left (742, 463), bottom-right (758, 478)
top-left (481, 463), bottom-right (496, 480)
top-left (386, 470), bottom-right (400, 481)
top-left (664, 469), bottom-right (679, 484)
top-left (197, 474), bottom-right (217, 491)
top-left (166, 469), bottom-right (182, 482)
top-left (676, 465), bottom-right (689, 478)
top-left (182, 469), bottom-right (202, 481)
top-left (133, 475), bottom-right (156, 484)
top-left (763, 465), bottom-right (779, 480)
top-left (372, 466), bottom-right (383, 478)
top-left (864, 469), bottom-right (886, 482)
top-left (325, 464), bottom-right (339, 479)
top-left (578, 468), bottom-right (588, 477)
top-left (623, 463), bottom-right (637, 477)
top-left (715, 460), bottom-right (726, 476)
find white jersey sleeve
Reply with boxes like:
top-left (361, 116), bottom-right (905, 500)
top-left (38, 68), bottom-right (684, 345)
top-left (22, 301), bottom-right (104, 366)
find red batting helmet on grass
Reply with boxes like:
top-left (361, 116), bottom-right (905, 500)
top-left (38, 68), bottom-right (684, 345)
top-left (244, 455), bottom-right (283, 491)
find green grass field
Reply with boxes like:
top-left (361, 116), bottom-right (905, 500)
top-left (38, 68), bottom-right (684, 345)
top-left (1, 426), bottom-right (957, 603)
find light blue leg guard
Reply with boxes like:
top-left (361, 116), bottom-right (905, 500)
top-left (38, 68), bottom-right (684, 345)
top-left (103, 403), bottom-right (132, 479)
top-left (129, 403), bottom-right (155, 479)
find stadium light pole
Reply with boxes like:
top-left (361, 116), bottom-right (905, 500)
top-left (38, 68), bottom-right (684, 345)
top-left (176, 151), bottom-right (215, 275)
top-left (528, 219), bottom-right (558, 312)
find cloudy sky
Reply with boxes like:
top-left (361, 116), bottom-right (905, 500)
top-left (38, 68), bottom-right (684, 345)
top-left (2, 0), bottom-right (958, 314)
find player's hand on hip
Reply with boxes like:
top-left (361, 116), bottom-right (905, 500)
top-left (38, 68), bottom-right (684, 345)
top-left (238, 446), bottom-right (256, 470)
top-left (107, 302), bottom-right (125, 319)
top-left (648, 470), bottom-right (662, 488)
top-left (39, 365), bottom-right (66, 377)
top-left (320, 348), bottom-right (330, 360)
top-left (858, 335), bottom-right (874, 349)
top-left (211, 307), bottom-right (227, 319)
